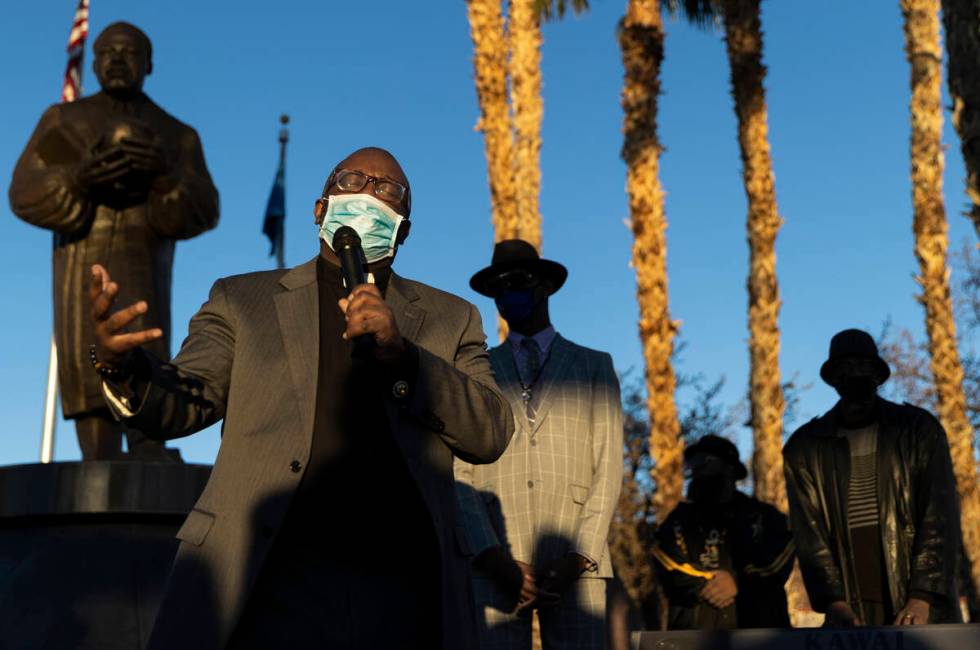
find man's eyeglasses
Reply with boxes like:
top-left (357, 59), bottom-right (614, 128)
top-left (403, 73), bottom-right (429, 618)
top-left (487, 269), bottom-right (539, 295)
top-left (329, 169), bottom-right (408, 204)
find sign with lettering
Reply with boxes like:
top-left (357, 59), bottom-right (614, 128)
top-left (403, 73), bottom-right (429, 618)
top-left (632, 624), bottom-right (980, 650)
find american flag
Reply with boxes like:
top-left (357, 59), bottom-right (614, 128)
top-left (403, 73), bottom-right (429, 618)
top-left (61, 0), bottom-right (89, 103)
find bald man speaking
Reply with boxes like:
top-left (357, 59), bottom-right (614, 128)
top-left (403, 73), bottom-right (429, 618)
top-left (90, 147), bottom-right (514, 649)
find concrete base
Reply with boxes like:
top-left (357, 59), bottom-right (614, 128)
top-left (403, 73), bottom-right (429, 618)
top-left (0, 461), bottom-right (210, 650)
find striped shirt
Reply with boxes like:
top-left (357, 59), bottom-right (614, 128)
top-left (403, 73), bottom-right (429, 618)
top-left (841, 422), bottom-right (885, 603)
top-left (844, 423), bottom-right (879, 530)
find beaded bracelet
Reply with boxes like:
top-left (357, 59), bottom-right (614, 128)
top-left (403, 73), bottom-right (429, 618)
top-left (89, 344), bottom-right (133, 382)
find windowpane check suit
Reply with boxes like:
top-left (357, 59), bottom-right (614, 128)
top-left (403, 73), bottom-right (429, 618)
top-left (455, 334), bottom-right (623, 649)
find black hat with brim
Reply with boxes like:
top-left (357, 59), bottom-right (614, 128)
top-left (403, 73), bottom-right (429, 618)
top-left (684, 435), bottom-right (748, 481)
top-left (470, 239), bottom-right (568, 298)
top-left (819, 328), bottom-right (891, 386)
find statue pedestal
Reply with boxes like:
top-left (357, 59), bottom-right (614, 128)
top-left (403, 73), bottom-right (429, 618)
top-left (0, 461), bottom-right (210, 650)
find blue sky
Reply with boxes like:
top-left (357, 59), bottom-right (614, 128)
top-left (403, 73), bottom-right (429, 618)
top-left (1, 1), bottom-right (975, 465)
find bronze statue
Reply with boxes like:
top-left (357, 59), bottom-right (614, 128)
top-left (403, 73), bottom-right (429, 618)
top-left (9, 22), bottom-right (219, 461)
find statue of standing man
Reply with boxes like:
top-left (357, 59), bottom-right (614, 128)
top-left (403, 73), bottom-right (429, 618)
top-left (9, 22), bottom-right (219, 461)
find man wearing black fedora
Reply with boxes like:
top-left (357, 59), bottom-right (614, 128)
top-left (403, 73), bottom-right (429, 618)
top-left (784, 329), bottom-right (961, 627)
top-left (455, 239), bottom-right (623, 648)
top-left (653, 435), bottom-right (795, 630)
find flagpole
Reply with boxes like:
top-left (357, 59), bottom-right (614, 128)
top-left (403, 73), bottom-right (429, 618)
top-left (42, 0), bottom-right (90, 462)
top-left (40, 336), bottom-right (58, 463)
top-left (276, 114), bottom-right (289, 270)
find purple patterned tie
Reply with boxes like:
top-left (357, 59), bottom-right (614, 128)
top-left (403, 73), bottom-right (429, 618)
top-left (520, 337), bottom-right (542, 420)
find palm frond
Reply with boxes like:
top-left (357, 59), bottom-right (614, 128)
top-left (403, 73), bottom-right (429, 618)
top-left (535, 0), bottom-right (590, 22)
top-left (664, 0), bottom-right (720, 29)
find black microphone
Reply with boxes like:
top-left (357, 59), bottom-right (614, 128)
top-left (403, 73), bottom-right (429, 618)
top-left (332, 226), bottom-right (374, 355)
top-left (332, 225), bottom-right (367, 294)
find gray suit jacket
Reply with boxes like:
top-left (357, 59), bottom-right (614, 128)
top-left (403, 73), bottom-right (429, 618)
top-left (108, 257), bottom-right (514, 650)
top-left (455, 335), bottom-right (623, 578)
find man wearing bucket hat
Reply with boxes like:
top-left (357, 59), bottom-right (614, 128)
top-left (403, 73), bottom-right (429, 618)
top-left (784, 329), bottom-right (961, 626)
top-left (455, 239), bottom-right (623, 648)
top-left (653, 435), bottom-right (795, 630)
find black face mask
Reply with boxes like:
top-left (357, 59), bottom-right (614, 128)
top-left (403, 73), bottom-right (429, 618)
top-left (495, 289), bottom-right (536, 325)
top-left (836, 376), bottom-right (877, 402)
top-left (688, 474), bottom-right (728, 507)
top-left (835, 376), bottom-right (878, 426)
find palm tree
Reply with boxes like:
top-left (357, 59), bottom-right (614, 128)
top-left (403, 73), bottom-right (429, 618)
top-left (466, 0), bottom-right (519, 244)
top-left (509, 0), bottom-right (592, 250)
top-left (509, 0), bottom-right (545, 251)
top-left (620, 0), bottom-right (684, 524)
top-left (941, 0), bottom-right (980, 240)
top-left (720, 0), bottom-right (787, 514)
top-left (467, 0), bottom-right (521, 342)
top-left (468, 0), bottom-right (590, 252)
top-left (668, 0), bottom-right (787, 513)
top-left (901, 0), bottom-right (980, 598)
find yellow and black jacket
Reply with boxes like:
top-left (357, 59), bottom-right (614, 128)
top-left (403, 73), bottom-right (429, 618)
top-left (653, 491), bottom-right (794, 630)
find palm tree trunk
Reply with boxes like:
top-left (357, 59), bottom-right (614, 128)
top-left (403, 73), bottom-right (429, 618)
top-left (902, 0), bottom-right (980, 597)
top-left (508, 0), bottom-right (545, 251)
top-left (467, 0), bottom-right (521, 341)
top-left (720, 0), bottom-right (817, 626)
top-left (619, 0), bottom-right (683, 523)
top-left (720, 0), bottom-right (787, 514)
top-left (941, 0), bottom-right (980, 240)
top-left (467, 0), bottom-right (519, 243)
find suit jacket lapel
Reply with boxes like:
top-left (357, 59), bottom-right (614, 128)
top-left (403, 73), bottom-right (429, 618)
top-left (274, 258), bottom-right (319, 442)
top-left (490, 344), bottom-right (530, 431)
top-left (387, 273), bottom-right (425, 343)
top-left (529, 334), bottom-right (575, 434)
top-left (382, 274), bottom-right (426, 437)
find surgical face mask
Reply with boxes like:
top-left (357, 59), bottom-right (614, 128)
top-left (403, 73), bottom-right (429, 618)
top-left (495, 289), bottom-right (536, 324)
top-left (318, 193), bottom-right (405, 263)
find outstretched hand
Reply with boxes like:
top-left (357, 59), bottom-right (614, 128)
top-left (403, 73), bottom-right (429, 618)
top-left (90, 264), bottom-right (162, 368)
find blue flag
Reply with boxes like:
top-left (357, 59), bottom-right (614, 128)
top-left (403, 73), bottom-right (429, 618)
top-left (262, 155), bottom-right (285, 267)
